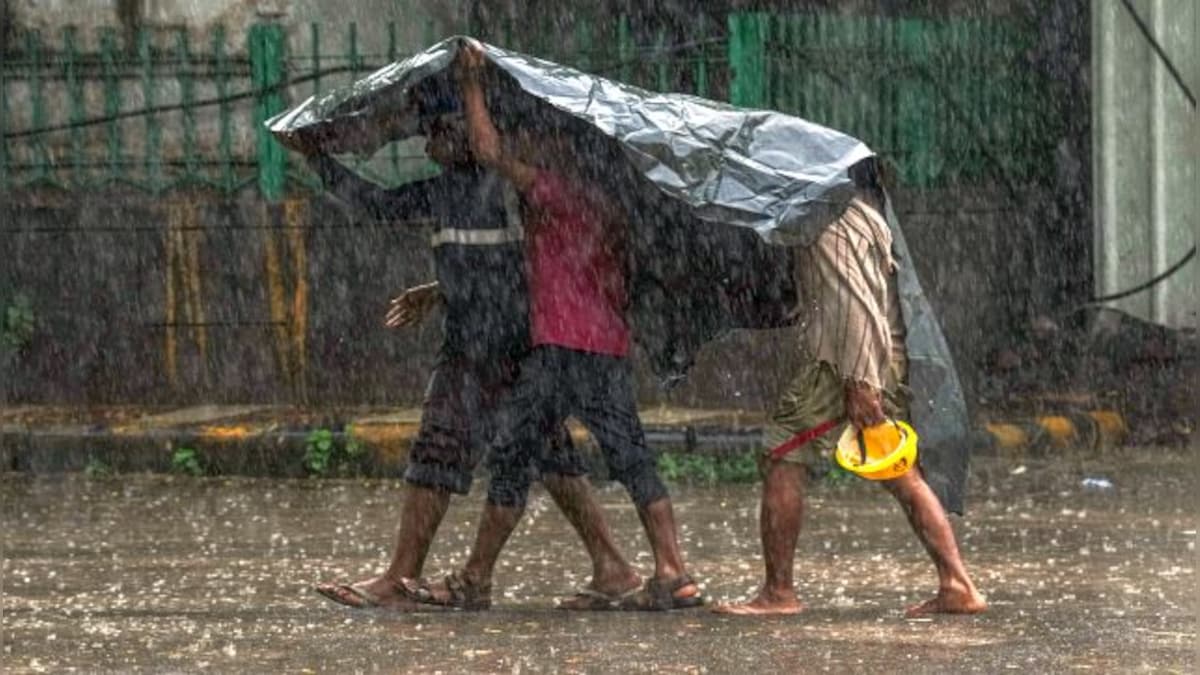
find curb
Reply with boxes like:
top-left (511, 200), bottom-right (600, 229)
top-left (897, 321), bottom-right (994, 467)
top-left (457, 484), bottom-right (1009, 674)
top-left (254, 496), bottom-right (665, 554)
top-left (0, 407), bottom-right (768, 477)
top-left (0, 406), bottom-right (1131, 476)
top-left (978, 410), bottom-right (1128, 455)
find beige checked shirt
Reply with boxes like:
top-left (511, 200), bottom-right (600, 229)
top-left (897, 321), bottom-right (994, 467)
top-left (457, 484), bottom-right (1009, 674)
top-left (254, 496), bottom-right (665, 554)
top-left (793, 198), bottom-right (907, 391)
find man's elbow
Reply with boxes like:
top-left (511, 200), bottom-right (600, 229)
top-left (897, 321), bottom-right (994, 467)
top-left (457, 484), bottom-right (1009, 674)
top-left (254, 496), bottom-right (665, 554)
top-left (471, 139), bottom-right (503, 167)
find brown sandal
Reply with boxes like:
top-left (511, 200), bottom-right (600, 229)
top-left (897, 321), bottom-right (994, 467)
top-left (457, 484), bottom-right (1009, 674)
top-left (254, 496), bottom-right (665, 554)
top-left (556, 586), bottom-right (642, 611)
top-left (618, 574), bottom-right (705, 611)
top-left (314, 582), bottom-right (383, 609)
top-left (399, 570), bottom-right (492, 610)
top-left (313, 580), bottom-right (421, 610)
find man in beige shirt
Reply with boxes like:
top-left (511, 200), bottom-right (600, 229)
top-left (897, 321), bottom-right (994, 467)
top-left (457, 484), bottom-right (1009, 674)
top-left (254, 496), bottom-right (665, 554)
top-left (714, 193), bottom-right (986, 617)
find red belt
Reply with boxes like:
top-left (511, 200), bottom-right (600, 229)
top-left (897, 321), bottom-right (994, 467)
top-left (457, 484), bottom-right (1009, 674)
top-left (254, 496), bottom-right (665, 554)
top-left (768, 418), bottom-right (842, 461)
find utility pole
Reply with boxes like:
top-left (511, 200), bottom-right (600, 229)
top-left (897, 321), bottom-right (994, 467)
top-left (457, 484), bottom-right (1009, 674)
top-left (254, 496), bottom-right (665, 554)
top-left (116, 0), bottom-right (142, 51)
top-left (1, 0), bottom-right (10, 56)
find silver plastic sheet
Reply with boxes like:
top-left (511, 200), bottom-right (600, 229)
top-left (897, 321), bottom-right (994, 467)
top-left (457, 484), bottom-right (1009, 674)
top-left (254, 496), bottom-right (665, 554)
top-left (268, 37), bottom-right (970, 512)
top-left (269, 38), bottom-right (875, 245)
top-left (885, 197), bottom-right (970, 512)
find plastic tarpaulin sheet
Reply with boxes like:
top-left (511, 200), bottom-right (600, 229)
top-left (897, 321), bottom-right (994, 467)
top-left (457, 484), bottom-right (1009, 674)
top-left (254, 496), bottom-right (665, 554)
top-left (269, 38), bottom-right (874, 246)
top-left (267, 37), bottom-right (970, 512)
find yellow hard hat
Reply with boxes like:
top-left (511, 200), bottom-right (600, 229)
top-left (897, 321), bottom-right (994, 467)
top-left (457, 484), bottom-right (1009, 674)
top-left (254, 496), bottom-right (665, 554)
top-left (834, 419), bottom-right (918, 481)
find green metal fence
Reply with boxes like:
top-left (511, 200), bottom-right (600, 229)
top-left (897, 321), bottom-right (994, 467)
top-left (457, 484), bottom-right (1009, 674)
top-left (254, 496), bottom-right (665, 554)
top-left (728, 13), bottom-right (1055, 188)
top-left (0, 13), bottom-right (1056, 198)
top-left (1, 25), bottom-right (258, 195)
top-left (476, 14), bottom-right (727, 100)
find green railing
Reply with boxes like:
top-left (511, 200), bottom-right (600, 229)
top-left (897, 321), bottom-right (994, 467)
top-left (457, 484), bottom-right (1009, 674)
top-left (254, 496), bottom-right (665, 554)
top-left (0, 13), bottom-right (1055, 198)
top-left (729, 13), bottom-right (1055, 188)
top-left (476, 14), bottom-right (727, 100)
top-left (1, 25), bottom-right (258, 195)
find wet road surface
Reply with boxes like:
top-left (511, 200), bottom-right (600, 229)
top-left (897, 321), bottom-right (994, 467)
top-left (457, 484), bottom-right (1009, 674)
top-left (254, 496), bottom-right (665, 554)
top-left (2, 450), bottom-right (1196, 673)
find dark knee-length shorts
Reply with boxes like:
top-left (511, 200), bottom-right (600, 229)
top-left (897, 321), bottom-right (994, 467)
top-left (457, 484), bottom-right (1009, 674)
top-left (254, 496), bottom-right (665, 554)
top-left (404, 352), bottom-right (588, 495)
top-left (485, 345), bottom-right (668, 509)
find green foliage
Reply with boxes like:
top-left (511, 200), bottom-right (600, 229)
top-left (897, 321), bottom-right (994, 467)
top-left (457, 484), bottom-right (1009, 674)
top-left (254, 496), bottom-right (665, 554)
top-left (1, 292), bottom-right (35, 353)
top-left (344, 436), bottom-right (366, 459)
top-left (303, 428), bottom-right (367, 477)
top-left (657, 451), bottom-right (760, 485)
top-left (655, 450), bottom-right (860, 486)
top-left (83, 456), bottom-right (113, 479)
top-left (171, 446), bottom-right (205, 476)
top-left (303, 428), bottom-right (335, 475)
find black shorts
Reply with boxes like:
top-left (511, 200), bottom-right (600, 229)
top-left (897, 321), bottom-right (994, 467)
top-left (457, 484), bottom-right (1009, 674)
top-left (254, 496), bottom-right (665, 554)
top-left (404, 353), bottom-right (588, 494)
top-left (486, 346), bottom-right (667, 508)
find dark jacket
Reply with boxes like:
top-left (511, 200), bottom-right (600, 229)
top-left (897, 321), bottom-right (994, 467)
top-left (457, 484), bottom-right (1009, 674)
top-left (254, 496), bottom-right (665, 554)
top-left (311, 155), bottom-right (530, 363)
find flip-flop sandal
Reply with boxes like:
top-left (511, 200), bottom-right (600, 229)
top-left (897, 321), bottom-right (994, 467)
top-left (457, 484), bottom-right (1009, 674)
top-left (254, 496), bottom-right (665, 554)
top-left (314, 581), bottom-right (384, 609)
top-left (399, 571), bottom-right (492, 611)
top-left (618, 574), bottom-right (706, 611)
top-left (556, 586), bottom-right (642, 611)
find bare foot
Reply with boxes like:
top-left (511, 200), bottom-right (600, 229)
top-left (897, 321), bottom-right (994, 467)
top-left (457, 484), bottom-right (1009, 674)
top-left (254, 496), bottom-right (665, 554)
top-left (904, 587), bottom-right (988, 618)
top-left (670, 579), bottom-right (704, 605)
top-left (594, 567), bottom-right (643, 596)
top-left (314, 576), bottom-right (423, 611)
top-left (711, 590), bottom-right (804, 616)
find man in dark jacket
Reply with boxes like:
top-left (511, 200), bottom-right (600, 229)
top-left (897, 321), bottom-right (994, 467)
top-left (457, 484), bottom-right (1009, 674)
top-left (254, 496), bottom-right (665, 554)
top-left (299, 91), bottom-right (639, 610)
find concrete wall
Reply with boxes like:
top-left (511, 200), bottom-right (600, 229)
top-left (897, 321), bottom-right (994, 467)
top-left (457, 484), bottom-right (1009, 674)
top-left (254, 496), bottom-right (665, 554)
top-left (1092, 0), bottom-right (1198, 329)
top-left (0, 184), bottom-right (1025, 410)
top-left (8, 0), bottom-right (469, 46)
top-left (1, 1), bottom-right (1092, 409)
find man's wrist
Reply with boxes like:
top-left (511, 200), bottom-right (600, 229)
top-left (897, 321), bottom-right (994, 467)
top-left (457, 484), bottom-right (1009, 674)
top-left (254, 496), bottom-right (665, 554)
top-left (844, 379), bottom-right (876, 394)
top-left (455, 63), bottom-right (485, 85)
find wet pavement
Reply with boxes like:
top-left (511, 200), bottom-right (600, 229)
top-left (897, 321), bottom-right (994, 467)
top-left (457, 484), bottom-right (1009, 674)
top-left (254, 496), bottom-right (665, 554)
top-left (2, 450), bottom-right (1196, 673)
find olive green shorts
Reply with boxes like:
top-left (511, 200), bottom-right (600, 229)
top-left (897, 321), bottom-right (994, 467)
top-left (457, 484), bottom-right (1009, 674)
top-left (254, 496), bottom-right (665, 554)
top-left (763, 359), bottom-right (910, 473)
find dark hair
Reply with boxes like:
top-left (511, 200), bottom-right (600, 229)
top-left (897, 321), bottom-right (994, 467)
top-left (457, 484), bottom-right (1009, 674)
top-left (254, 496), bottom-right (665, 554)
top-left (849, 157), bottom-right (889, 208)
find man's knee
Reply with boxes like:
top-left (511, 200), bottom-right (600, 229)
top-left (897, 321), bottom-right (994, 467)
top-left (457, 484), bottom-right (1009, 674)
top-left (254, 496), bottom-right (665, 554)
top-left (763, 459), bottom-right (809, 492)
top-left (540, 472), bottom-right (583, 494)
top-left (614, 461), bottom-right (669, 509)
top-left (880, 465), bottom-right (924, 496)
top-left (404, 459), bottom-right (473, 496)
top-left (540, 473), bottom-right (594, 515)
top-left (486, 484), bottom-right (532, 509)
top-left (536, 443), bottom-right (590, 480)
top-left (486, 467), bottom-right (534, 509)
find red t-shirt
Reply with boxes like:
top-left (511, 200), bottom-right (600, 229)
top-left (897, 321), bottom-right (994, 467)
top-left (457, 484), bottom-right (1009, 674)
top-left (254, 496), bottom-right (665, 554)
top-left (523, 170), bottom-right (630, 357)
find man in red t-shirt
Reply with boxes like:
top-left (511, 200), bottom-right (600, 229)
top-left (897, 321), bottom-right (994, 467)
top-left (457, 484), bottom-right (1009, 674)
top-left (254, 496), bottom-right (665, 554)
top-left (401, 42), bottom-right (702, 611)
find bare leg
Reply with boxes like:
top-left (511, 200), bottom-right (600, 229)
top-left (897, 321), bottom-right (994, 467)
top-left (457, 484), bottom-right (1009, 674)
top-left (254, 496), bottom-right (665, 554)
top-left (882, 468), bottom-right (987, 617)
top-left (462, 502), bottom-right (524, 583)
top-left (712, 461), bottom-right (806, 615)
top-left (404, 476), bottom-right (651, 607)
top-left (315, 483), bottom-right (450, 608)
top-left (399, 500), bottom-right (524, 606)
top-left (637, 498), bottom-right (692, 585)
top-left (606, 496), bottom-right (699, 608)
top-left (542, 474), bottom-right (640, 596)
top-left (637, 498), bottom-right (699, 598)
top-left (381, 485), bottom-right (451, 582)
